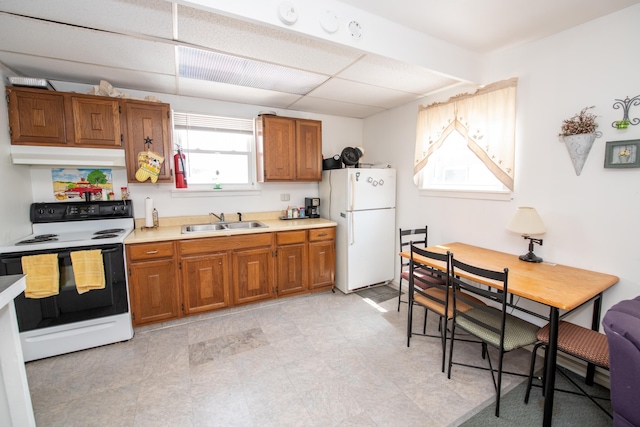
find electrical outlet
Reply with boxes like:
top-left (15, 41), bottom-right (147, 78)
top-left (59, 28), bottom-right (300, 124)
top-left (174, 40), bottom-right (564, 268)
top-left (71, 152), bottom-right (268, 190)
top-left (280, 193), bottom-right (290, 201)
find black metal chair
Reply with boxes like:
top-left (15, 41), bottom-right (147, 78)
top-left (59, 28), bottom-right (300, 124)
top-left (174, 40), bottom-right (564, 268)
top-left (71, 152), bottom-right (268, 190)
top-left (447, 254), bottom-right (539, 417)
top-left (524, 321), bottom-right (612, 418)
top-left (398, 226), bottom-right (428, 311)
top-left (407, 246), bottom-right (487, 372)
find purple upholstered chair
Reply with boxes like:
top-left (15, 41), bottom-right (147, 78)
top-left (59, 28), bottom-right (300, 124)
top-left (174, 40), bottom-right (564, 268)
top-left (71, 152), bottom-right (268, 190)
top-left (602, 296), bottom-right (640, 427)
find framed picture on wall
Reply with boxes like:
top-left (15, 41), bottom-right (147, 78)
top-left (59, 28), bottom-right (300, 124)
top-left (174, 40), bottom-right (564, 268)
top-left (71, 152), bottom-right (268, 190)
top-left (604, 139), bottom-right (640, 168)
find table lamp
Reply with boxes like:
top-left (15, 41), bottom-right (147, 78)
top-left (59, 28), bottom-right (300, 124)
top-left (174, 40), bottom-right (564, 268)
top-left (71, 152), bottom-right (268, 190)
top-left (506, 207), bottom-right (546, 263)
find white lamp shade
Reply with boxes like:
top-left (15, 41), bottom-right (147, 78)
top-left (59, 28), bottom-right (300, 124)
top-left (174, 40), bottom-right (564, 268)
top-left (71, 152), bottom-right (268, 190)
top-left (506, 207), bottom-right (546, 235)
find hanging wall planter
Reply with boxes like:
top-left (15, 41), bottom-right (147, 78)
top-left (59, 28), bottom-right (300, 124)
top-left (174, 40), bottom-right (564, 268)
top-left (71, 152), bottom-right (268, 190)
top-left (559, 106), bottom-right (599, 176)
top-left (562, 133), bottom-right (597, 175)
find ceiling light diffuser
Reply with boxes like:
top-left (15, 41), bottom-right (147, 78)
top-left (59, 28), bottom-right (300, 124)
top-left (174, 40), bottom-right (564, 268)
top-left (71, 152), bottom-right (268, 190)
top-left (178, 46), bottom-right (328, 95)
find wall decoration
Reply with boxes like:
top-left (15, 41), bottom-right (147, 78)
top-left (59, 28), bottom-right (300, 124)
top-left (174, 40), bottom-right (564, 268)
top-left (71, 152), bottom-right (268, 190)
top-left (604, 140), bottom-right (640, 168)
top-left (52, 168), bottom-right (113, 200)
top-left (611, 95), bottom-right (640, 129)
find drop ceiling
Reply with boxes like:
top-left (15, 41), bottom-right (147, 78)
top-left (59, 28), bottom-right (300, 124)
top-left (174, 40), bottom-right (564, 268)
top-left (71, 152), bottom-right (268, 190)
top-left (0, 0), bottom-right (637, 119)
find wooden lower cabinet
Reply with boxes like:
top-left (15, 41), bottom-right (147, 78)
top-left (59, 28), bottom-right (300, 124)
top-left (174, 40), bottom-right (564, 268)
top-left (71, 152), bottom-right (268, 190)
top-left (181, 253), bottom-right (230, 314)
top-left (128, 259), bottom-right (180, 326)
top-left (309, 228), bottom-right (336, 290)
top-left (275, 230), bottom-right (308, 296)
top-left (127, 241), bottom-right (180, 326)
top-left (233, 247), bottom-right (274, 305)
top-left (126, 227), bottom-right (335, 327)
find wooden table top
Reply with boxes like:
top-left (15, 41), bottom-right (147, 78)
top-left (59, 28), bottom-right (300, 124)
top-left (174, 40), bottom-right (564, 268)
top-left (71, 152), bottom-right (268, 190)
top-left (400, 242), bottom-right (619, 311)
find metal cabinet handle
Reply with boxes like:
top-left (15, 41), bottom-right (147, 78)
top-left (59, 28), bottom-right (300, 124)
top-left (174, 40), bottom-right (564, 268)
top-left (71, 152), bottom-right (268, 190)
top-left (318, 233), bottom-right (328, 237)
top-left (146, 250), bottom-right (159, 254)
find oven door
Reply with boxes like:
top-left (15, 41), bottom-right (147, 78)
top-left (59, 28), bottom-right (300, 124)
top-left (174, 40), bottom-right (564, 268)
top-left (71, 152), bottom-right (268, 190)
top-left (0, 243), bottom-right (128, 332)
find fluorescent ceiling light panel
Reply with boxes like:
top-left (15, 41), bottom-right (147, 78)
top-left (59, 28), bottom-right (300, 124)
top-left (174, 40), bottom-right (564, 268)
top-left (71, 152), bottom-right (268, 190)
top-left (178, 46), bottom-right (328, 95)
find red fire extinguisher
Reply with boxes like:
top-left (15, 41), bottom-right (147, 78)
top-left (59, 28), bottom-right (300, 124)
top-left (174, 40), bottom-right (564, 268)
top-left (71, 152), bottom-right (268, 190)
top-left (174, 147), bottom-right (187, 188)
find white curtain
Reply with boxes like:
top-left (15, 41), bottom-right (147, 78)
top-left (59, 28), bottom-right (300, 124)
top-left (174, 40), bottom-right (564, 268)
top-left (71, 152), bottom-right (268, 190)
top-left (414, 78), bottom-right (517, 191)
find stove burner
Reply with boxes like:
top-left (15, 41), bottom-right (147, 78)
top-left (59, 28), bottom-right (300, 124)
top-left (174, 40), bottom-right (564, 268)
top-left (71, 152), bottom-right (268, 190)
top-left (17, 237), bottom-right (59, 245)
top-left (94, 229), bottom-right (125, 235)
top-left (92, 234), bottom-right (118, 240)
top-left (34, 234), bottom-right (59, 240)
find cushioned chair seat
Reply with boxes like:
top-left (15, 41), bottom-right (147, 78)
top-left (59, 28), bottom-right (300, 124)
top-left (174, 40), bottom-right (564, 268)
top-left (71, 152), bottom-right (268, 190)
top-left (401, 269), bottom-right (437, 290)
top-left (536, 321), bottom-right (609, 368)
top-left (457, 308), bottom-right (539, 351)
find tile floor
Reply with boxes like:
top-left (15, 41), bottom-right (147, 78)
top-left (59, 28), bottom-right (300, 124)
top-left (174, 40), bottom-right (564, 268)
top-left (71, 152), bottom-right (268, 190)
top-left (25, 287), bottom-right (535, 426)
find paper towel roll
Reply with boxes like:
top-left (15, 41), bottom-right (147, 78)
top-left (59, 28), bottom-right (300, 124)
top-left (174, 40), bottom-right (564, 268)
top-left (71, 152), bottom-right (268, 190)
top-left (145, 198), bottom-right (154, 227)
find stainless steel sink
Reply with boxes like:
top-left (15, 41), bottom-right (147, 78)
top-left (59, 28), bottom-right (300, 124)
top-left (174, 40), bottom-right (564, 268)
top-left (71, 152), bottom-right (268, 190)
top-left (181, 221), bottom-right (267, 234)
top-left (225, 221), bottom-right (267, 229)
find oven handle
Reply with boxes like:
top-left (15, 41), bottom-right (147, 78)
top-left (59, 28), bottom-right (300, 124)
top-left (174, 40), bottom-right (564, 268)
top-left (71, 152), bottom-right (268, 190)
top-left (57, 247), bottom-right (121, 258)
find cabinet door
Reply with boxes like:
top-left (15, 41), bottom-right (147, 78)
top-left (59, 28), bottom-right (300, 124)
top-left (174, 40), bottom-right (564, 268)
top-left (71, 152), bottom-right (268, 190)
top-left (276, 243), bottom-right (308, 296)
top-left (71, 96), bottom-right (121, 147)
top-left (295, 119), bottom-right (322, 181)
top-left (7, 88), bottom-right (68, 145)
top-left (260, 116), bottom-right (295, 181)
top-left (123, 101), bottom-right (173, 183)
top-left (182, 253), bottom-right (230, 314)
top-left (129, 259), bottom-right (180, 326)
top-left (232, 247), bottom-right (274, 305)
top-left (309, 240), bottom-right (335, 290)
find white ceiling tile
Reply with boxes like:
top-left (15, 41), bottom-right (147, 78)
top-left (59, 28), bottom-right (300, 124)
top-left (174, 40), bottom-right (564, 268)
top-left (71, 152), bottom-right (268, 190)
top-left (0, 0), bottom-right (174, 39)
top-left (340, 54), bottom-right (461, 94)
top-left (288, 96), bottom-right (385, 119)
top-left (0, 14), bottom-right (175, 74)
top-left (177, 77), bottom-right (302, 108)
top-left (309, 78), bottom-right (421, 109)
top-left (177, 5), bottom-right (363, 76)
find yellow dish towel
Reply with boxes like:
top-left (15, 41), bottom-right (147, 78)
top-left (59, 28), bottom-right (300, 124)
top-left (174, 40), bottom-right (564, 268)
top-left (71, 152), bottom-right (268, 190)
top-left (21, 254), bottom-right (60, 299)
top-left (70, 249), bottom-right (105, 294)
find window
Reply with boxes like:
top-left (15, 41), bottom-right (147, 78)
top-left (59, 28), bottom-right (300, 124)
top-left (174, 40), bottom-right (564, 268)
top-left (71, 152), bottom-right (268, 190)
top-left (414, 78), bottom-right (517, 195)
top-left (173, 112), bottom-right (255, 187)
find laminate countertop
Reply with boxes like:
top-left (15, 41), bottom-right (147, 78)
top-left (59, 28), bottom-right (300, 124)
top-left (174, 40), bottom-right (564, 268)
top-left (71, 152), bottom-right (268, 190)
top-left (124, 212), bottom-right (336, 245)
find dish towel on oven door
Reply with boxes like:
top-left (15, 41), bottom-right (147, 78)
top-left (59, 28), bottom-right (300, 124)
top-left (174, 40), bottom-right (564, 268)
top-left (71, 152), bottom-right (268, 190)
top-left (70, 250), bottom-right (106, 294)
top-left (21, 253), bottom-right (60, 298)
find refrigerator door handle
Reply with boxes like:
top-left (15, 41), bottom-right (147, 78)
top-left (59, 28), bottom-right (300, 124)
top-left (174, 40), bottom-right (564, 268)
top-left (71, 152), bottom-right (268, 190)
top-left (349, 213), bottom-right (355, 245)
top-left (350, 173), bottom-right (356, 211)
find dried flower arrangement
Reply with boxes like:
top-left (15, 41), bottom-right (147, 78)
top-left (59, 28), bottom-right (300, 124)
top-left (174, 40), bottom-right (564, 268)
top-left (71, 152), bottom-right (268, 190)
top-left (559, 106), bottom-right (598, 137)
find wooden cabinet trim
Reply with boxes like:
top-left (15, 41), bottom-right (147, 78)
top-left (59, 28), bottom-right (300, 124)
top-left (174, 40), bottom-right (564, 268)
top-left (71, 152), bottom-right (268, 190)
top-left (179, 233), bottom-right (274, 256)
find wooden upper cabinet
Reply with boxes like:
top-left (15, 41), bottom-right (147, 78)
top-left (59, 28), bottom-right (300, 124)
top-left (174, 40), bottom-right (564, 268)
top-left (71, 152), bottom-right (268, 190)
top-left (7, 87), bottom-right (69, 145)
top-left (256, 115), bottom-right (322, 182)
top-left (122, 100), bottom-right (173, 183)
top-left (295, 119), bottom-right (322, 181)
top-left (70, 96), bottom-right (121, 147)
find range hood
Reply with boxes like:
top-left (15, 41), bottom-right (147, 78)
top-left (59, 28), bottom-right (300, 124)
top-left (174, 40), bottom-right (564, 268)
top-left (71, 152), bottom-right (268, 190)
top-left (10, 146), bottom-right (126, 168)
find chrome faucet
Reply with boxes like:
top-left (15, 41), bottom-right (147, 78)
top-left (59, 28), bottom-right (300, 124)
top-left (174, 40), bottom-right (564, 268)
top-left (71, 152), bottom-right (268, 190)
top-left (237, 212), bottom-right (242, 222)
top-left (209, 212), bottom-right (225, 222)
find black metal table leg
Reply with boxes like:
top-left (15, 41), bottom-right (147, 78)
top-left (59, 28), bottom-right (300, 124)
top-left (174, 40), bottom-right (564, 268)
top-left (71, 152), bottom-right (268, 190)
top-left (543, 307), bottom-right (559, 427)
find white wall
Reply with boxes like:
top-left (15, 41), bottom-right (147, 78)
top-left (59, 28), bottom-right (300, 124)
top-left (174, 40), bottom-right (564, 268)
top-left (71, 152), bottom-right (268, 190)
top-left (26, 81), bottom-right (363, 220)
top-left (365, 4), bottom-right (640, 324)
top-left (0, 66), bottom-right (34, 244)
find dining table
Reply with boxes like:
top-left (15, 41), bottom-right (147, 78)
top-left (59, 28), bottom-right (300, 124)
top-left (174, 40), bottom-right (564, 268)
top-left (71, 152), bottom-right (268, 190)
top-left (400, 242), bottom-right (619, 426)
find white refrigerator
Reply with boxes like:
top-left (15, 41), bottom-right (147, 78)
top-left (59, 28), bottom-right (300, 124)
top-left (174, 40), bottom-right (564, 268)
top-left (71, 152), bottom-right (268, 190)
top-left (319, 168), bottom-right (396, 294)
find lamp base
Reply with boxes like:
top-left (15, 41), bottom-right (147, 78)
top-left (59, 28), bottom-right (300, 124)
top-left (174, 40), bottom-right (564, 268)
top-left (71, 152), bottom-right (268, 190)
top-left (519, 252), bottom-right (543, 263)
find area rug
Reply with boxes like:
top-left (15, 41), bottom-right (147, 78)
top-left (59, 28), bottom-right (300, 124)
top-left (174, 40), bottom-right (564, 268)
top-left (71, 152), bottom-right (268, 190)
top-left (355, 284), bottom-right (399, 304)
top-left (457, 366), bottom-right (612, 426)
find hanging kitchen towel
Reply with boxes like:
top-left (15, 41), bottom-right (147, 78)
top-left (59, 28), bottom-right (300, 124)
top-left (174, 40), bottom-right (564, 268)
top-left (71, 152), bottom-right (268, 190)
top-left (21, 254), bottom-right (60, 298)
top-left (70, 249), bottom-right (105, 294)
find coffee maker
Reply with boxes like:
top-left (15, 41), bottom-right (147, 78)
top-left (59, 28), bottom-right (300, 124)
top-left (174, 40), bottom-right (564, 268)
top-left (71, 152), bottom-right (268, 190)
top-left (305, 197), bottom-right (320, 218)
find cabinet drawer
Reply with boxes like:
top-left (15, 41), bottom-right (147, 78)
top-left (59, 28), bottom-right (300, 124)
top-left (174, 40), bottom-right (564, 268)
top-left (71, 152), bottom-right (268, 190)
top-left (277, 230), bottom-right (306, 245)
top-left (309, 227), bottom-right (335, 241)
top-left (128, 242), bottom-right (174, 261)
top-left (180, 233), bottom-right (274, 256)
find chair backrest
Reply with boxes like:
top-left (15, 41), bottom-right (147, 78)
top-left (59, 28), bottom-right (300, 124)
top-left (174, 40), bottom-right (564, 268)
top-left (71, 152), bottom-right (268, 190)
top-left (450, 255), bottom-right (510, 349)
top-left (400, 227), bottom-right (428, 274)
top-left (409, 244), bottom-right (450, 302)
